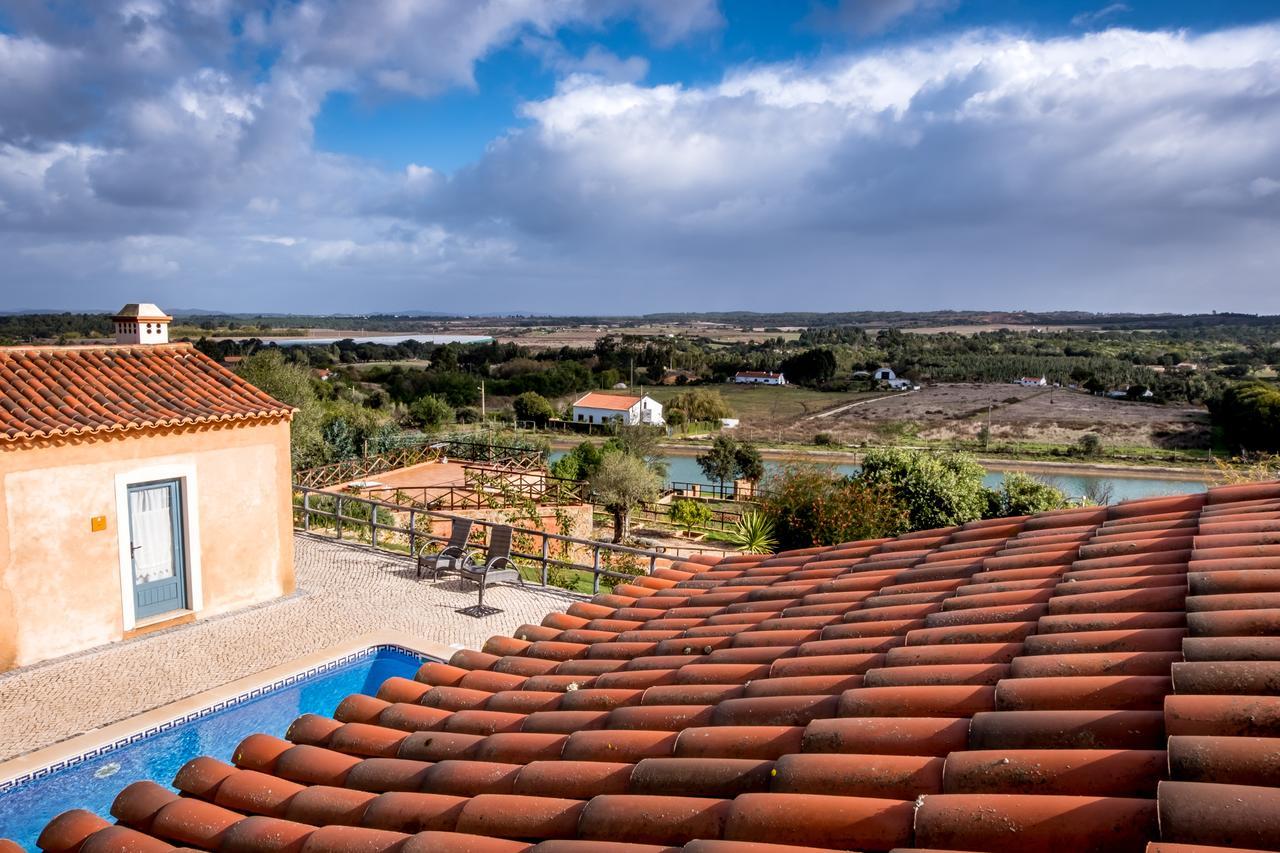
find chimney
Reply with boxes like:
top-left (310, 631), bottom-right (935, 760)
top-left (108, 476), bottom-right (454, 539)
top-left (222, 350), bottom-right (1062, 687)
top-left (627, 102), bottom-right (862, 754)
top-left (113, 303), bottom-right (172, 345)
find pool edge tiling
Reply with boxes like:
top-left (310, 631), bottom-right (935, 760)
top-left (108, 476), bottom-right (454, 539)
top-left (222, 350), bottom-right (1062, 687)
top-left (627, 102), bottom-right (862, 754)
top-left (13, 481), bottom-right (1280, 852)
top-left (0, 632), bottom-right (452, 793)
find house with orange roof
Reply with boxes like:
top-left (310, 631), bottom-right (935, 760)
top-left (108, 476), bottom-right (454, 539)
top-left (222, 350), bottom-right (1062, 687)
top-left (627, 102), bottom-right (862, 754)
top-left (733, 370), bottom-right (785, 385)
top-left (0, 304), bottom-right (297, 670)
top-left (571, 391), bottom-right (664, 426)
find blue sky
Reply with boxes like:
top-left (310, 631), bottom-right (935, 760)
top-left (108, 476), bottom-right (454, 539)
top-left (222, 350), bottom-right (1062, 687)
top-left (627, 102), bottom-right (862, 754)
top-left (2, 0), bottom-right (1280, 313)
top-left (312, 0), bottom-right (1280, 172)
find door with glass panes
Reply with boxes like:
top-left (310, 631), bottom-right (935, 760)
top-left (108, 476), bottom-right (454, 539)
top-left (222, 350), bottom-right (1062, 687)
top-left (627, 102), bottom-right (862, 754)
top-left (127, 479), bottom-right (187, 619)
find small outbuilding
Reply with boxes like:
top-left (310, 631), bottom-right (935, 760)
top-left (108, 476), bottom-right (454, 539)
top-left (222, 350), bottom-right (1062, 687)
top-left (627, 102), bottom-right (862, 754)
top-left (0, 304), bottom-right (296, 670)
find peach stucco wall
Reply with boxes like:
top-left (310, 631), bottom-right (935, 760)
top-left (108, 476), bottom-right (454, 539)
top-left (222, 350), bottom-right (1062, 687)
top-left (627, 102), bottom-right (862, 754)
top-left (0, 419), bottom-right (294, 671)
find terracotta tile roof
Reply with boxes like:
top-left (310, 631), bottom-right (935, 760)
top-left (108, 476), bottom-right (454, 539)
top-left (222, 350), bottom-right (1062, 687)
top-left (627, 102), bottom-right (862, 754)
top-left (734, 371), bottom-right (783, 379)
top-left (0, 344), bottom-right (293, 443)
top-left (572, 392), bottom-right (645, 411)
top-left (16, 479), bottom-right (1280, 853)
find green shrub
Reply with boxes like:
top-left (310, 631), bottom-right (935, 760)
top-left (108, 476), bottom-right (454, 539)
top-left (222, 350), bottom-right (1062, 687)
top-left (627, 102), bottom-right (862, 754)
top-left (670, 499), bottom-right (714, 535)
top-left (814, 433), bottom-right (837, 446)
top-left (408, 394), bottom-right (455, 430)
top-left (987, 473), bottom-right (1068, 517)
top-left (724, 511), bottom-right (778, 554)
top-left (759, 465), bottom-right (909, 549)
top-left (858, 448), bottom-right (989, 531)
top-left (1076, 433), bottom-right (1104, 457)
top-left (544, 563), bottom-right (576, 589)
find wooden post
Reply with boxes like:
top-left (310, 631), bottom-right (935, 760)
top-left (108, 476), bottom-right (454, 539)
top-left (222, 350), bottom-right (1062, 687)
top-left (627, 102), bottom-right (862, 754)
top-left (303, 490), bottom-right (311, 532)
top-left (649, 554), bottom-right (657, 577)
top-left (409, 509), bottom-right (417, 557)
top-left (541, 536), bottom-right (550, 587)
top-left (335, 496), bottom-right (343, 540)
top-left (370, 500), bottom-right (378, 549)
top-left (592, 545), bottom-right (602, 594)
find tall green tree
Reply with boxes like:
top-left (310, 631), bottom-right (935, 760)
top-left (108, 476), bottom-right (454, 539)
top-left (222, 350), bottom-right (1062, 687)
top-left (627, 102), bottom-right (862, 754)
top-left (697, 435), bottom-right (740, 492)
top-left (734, 441), bottom-right (765, 482)
top-left (513, 391), bottom-right (555, 426)
top-left (236, 350), bottom-right (325, 468)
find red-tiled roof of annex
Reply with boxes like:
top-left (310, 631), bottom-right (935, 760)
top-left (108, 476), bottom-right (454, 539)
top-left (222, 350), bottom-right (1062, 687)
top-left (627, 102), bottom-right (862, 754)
top-left (572, 392), bottom-right (644, 411)
top-left (0, 344), bottom-right (294, 443)
top-left (15, 478), bottom-right (1280, 853)
top-left (735, 371), bottom-right (783, 378)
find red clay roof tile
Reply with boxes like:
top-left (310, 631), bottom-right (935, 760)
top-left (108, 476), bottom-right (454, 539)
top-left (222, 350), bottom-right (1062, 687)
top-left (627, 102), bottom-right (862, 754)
top-left (0, 344), bottom-right (292, 442)
top-left (20, 479), bottom-right (1280, 853)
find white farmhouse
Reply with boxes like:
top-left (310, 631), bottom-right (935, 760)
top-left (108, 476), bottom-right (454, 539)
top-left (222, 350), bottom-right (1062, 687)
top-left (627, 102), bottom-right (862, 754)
top-left (571, 392), bottom-right (665, 426)
top-left (1017, 376), bottom-right (1048, 387)
top-left (733, 371), bottom-right (786, 385)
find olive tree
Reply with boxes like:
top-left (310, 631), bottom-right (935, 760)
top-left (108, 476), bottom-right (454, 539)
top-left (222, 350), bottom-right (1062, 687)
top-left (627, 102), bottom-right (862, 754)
top-left (590, 452), bottom-right (663, 543)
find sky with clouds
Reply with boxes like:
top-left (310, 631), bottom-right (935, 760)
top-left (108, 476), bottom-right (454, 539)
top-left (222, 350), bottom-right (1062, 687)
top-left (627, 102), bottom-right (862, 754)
top-left (2, 0), bottom-right (1279, 314)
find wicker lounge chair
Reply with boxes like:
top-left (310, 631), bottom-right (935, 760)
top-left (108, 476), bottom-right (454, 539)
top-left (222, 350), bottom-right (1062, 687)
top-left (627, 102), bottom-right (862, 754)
top-left (417, 517), bottom-right (474, 579)
top-left (457, 524), bottom-right (523, 616)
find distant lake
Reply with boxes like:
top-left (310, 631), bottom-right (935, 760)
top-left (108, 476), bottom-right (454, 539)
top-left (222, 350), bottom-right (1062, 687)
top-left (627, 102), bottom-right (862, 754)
top-left (549, 450), bottom-right (1210, 503)
top-left (266, 334), bottom-right (492, 347)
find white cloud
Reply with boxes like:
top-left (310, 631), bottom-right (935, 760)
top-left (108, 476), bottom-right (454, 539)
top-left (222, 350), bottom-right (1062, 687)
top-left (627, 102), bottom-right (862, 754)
top-left (4, 6), bottom-right (1280, 314)
top-left (383, 25), bottom-right (1280, 310)
top-left (252, 0), bottom-right (719, 96)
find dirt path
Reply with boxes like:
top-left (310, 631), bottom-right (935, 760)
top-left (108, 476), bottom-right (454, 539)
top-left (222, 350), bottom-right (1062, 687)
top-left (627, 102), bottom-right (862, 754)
top-left (803, 393), bottom-right (896, 421)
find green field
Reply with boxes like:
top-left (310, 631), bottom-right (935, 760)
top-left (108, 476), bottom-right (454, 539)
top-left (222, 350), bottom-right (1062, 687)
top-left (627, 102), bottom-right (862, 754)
top-left (649, 384), bottom-right (871, 426)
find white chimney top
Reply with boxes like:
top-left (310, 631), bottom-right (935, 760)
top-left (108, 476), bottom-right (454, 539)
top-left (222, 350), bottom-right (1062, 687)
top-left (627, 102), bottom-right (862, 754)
top-left (113, 303), bottom-right (172, 345)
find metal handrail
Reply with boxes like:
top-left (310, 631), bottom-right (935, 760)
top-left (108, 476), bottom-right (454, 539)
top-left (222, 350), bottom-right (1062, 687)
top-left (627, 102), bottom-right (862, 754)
top-left (293, 486), bottom-right (726, 594)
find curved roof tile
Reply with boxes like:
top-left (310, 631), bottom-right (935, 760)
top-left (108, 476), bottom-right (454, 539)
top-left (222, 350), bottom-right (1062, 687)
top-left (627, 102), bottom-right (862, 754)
top-left (0, 344), bottom-right (293, 442)
top-left (10, 480), bottom-right (1280, 852)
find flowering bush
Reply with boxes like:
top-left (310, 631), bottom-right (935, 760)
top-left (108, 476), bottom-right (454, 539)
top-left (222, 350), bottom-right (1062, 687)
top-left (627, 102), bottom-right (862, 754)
top-left (759, 465), bottom-right (909, 550)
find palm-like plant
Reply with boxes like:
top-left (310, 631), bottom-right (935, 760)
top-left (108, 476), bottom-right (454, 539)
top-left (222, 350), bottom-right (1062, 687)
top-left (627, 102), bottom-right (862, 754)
top-left (726, 511), bottom-right (778, 554)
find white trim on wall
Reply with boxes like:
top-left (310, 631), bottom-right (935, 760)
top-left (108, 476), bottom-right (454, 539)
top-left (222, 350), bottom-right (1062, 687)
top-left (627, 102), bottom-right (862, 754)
top-left (114, 463), bottom-right (203, 631)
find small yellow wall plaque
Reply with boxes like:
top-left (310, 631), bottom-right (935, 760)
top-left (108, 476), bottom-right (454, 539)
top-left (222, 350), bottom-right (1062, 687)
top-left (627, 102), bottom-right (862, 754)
top-left (90, 515), bottom-right (107, 532)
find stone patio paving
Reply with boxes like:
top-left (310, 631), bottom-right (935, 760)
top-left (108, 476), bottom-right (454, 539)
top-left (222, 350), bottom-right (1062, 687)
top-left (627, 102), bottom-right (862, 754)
top-left (0, 533), bottom-right (581, 762)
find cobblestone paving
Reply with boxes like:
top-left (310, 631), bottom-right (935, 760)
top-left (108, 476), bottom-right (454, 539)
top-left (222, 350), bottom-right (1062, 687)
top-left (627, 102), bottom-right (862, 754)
top-left (0, 534), bottom-right (582, 761)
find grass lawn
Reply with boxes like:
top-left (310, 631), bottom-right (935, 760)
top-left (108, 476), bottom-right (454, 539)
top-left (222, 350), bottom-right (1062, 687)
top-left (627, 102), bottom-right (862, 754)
top-left (650, 384), bottom-right (872, 426)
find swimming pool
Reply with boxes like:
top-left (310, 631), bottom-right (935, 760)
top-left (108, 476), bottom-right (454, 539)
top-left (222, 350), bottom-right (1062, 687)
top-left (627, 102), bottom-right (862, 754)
top-left (0, 646), bottom-right (425, 848)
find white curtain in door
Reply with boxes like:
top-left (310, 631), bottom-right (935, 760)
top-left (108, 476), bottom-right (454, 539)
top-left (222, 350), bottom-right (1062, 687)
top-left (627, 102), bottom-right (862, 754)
top-left (130, 487), bottom-right (175, 583)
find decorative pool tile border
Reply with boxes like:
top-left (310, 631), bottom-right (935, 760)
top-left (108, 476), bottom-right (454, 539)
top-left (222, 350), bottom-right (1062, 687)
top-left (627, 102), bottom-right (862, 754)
top-left (0, 643), bottom-right (427, 794)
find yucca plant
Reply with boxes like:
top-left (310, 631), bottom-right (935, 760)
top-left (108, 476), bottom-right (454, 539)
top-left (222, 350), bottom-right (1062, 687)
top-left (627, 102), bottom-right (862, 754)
top-left (725, 511), bottom-right (778, 554)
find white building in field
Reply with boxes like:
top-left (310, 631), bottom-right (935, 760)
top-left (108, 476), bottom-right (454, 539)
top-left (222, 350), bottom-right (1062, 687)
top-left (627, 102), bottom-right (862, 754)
top-left (733, 371), bottom-right (786, 385)
top-left (1017, 376), bottom-right (1048, 387)
top-left (873, 367), bottom-right (915, 390)
top-left (571, 392), bottom-right (665, 426)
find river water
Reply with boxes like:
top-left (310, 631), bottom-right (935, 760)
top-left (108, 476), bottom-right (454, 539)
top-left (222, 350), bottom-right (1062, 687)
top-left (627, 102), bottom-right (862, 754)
top-left (549, 450), bottom-right (1210, 502)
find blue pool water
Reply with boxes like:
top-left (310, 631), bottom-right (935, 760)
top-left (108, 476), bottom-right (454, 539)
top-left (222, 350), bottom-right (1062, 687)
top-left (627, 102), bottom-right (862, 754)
top-left (0, 648), bottom-right (424, 848)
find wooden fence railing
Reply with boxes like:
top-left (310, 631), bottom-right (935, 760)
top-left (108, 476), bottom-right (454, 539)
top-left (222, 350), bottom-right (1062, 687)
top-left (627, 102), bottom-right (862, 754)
top-left (293, 487), bottom-right (725, 594)
top-left (295, 445), bottom-right (443, 489)
top-left (295, 440), bottom-right (547, 490)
